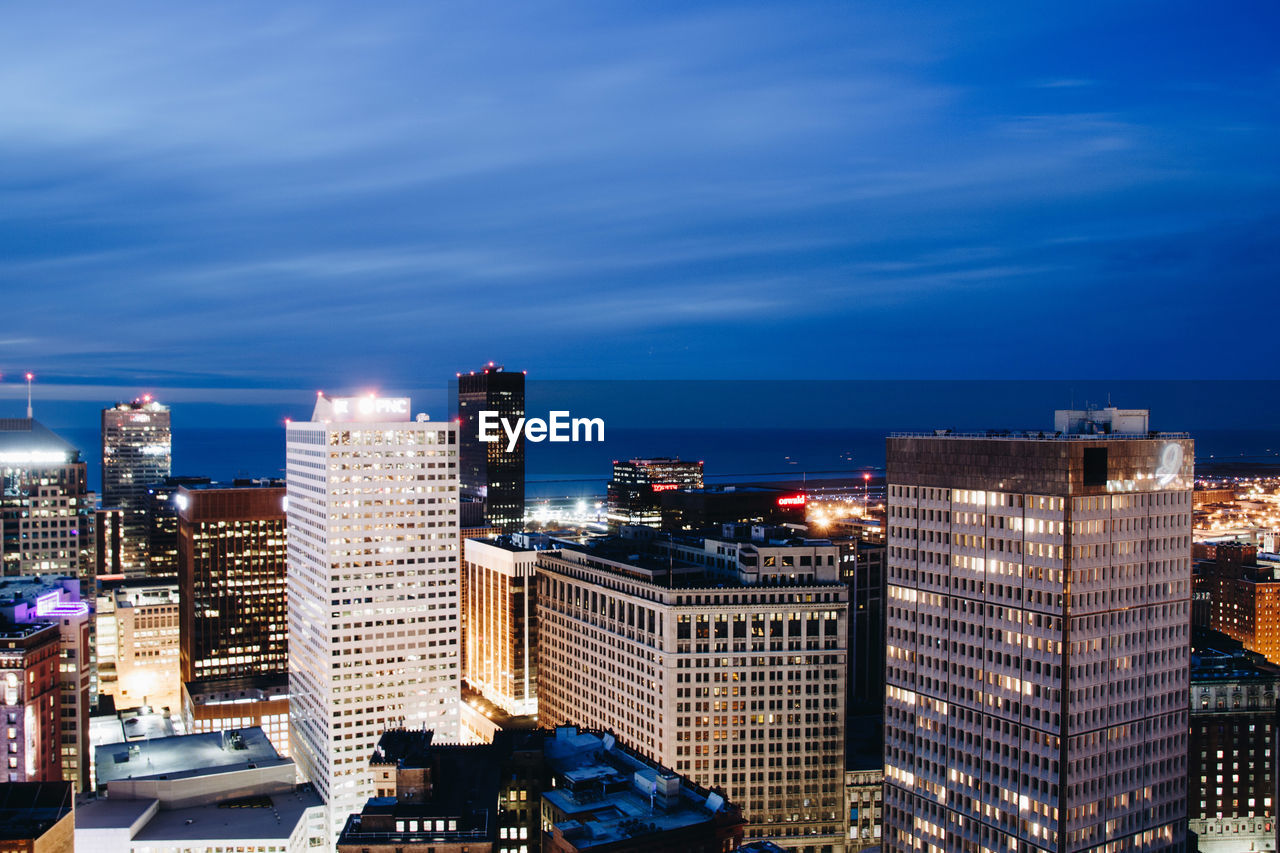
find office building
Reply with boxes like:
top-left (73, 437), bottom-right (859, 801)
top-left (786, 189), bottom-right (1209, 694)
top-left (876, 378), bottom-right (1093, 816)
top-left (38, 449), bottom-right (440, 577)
top-left (1202, 543), bottom-right (1280, 665)
top-left (883, 408), bottom-right (1193, 852)
top-left (0, 418), bottom-right (92, 577)
top-left (182, 674), bottom-right (290, 757)
top-left (146, 475), bottom-right (211, 575)
top-left (177, 480), bottom-right (288, 683)
top-left (0, 621), bottom-right (61, 783)
top-left (536, 529), bottom-right (848, 851)
top-left (606, 458), bottom-right (704, 528)
top-left (77, 727), bottom-right (325, 853)
top-left (0, 578), bottom-right (91, 792)
top-left (0, 781), bottom-right (74, 853)
top-left (94, 577), bottom-right (180, 713)
top-left (286, 393), bottom-right (460, 843)
top-left (457, 365), bottom-right (526, 533)
top-left (462, 534), bottom-right (543, 717)
top-left (1188, 641), bottom-right (1277, 852)
top-left (659, 485), bottom-right (807, 531)
top-left (101, 398), bottom-right (171, 573)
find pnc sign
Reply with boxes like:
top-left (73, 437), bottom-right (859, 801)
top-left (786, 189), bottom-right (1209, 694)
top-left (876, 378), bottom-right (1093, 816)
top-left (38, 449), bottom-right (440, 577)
top-left (328, 396), bottom-right (411, 422)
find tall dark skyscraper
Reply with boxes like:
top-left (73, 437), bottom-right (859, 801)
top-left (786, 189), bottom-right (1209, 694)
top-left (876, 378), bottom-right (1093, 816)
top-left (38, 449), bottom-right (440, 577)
top-left (456, 364), bottom-right (525, 533)
top-left (176, 480), bottom-right (288, 683)
top-left (176, 480), bottom-right (289, 755)
top-left (101, 398), bottom-right (171, 574)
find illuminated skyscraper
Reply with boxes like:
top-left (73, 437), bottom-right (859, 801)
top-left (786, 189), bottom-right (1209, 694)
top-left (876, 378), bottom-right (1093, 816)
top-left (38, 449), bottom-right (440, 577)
top-left (177, 480), bottom-right (290, 755)
top-left (456, 365), bottom-right (525, 533)
top-left (883, 408), bottom-right (1192, 852)
top-left (536, 529), bottom-right (848, 850)
top-left (101, 398), bottom-right (171, 574)
top-left (461, 535), bottom-right (542, 717)
top-left (286, 394), bottom-right (460, 844)
top-left (0, 418), bottom-right (91, 577)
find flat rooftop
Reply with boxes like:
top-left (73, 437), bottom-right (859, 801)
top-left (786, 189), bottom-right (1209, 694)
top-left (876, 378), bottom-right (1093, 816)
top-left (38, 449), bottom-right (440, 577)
top-left (77, 786), bottom-right (322, 842)
top-left (542, 728), bottom-right (735, 848)
top-left (95, 727), bottom-right (284, 787)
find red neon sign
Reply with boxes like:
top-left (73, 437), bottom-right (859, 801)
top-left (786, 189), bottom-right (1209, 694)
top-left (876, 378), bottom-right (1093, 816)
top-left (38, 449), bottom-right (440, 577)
top-left (777, 494), bottom-right (806, 507)
top-left (651, 483), bottom-right (679, 492)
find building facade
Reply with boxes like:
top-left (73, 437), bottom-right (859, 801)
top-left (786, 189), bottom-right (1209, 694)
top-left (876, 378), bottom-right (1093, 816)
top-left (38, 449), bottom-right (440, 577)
top-left (0, 622), bottom-right (61, 784)
top-left (1202, 544), bottom-right (1280, 665)
top-left (457, 365), bottom-right (526, 533)
top-left (147, 475), bottom-right (212, 576)
top-left (0, 578), bottom-right (91, 792)
top-left (182, 673), bottom-right (290, 757)
top-left (286, 394), bottom-right (461, 844)
top-left (0, 419), bottom-right (92, 578)
top-left (1188, 646), bottom-right (1277, 852)
top-left (462, 536), bottom-right (540, 716)
top-left (883, 412), bottom-right (1193, 852)
top-left (101, 398), bottom-right (171, 574)
top-left (536, 532), bottom-right (848, 851)
top-left (606, 458), bottom-right (704, 528)
top-left (94, 577), bottom-right (180, 713)
top-left (177, 480), bottom-right (288, 684)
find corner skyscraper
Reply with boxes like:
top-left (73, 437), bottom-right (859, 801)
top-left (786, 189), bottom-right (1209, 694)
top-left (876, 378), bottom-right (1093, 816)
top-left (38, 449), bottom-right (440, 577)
top-left (286, 393), bottom-right (461, 844)
top-left (456, 364), bottom-right (525, 533)
top-left (0, 418), bottom-right (92, 576)
top-left (102, 397), bottom-right (171, 573)
top-left (882, 407), bottom-right (1192, 852)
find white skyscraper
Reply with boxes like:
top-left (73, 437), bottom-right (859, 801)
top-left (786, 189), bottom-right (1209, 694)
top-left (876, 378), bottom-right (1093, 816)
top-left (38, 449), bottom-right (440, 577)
top-left (883, 408), bottom-right (1192, 853)
top-left (286, 394), bottom-right (460, 843)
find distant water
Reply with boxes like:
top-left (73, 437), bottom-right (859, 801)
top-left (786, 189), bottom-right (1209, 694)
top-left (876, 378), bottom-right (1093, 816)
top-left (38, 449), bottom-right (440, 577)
top-left (57, 426), bottom-right (1280, 499)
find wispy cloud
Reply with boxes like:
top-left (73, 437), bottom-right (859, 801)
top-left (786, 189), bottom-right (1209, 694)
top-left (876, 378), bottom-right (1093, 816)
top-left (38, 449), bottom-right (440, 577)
top-left (1, 1), bottom-right (1278, 391)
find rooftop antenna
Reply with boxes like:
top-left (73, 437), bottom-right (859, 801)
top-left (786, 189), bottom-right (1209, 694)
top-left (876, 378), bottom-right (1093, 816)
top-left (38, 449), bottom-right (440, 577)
top-left (25, 373), bottom-right (33, 418)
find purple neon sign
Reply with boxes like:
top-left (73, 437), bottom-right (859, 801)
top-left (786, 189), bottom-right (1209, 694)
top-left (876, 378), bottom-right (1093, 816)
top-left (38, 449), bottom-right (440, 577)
top-left (35, 590), bottom-right (89, 618)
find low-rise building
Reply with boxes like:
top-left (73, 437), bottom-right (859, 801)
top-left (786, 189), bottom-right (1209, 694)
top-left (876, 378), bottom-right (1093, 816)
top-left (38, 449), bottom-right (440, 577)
top-left (1201, 544), bottom-right (1280, 664)
top-left (338, 726), bottom-right (745, 853)
top-left (1189, 638), bottom-right (1278, 852)
top-left (95, 577), bottom-right (180, 713)
top-left (0, 781), bottom-right (75, 853)
top-left (76, 727), bottom-right (324, 853)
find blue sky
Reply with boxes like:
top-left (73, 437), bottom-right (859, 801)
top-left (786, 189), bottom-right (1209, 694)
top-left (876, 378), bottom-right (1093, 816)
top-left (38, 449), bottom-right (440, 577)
top-left (2, 0), bottom-right (1278, 416)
